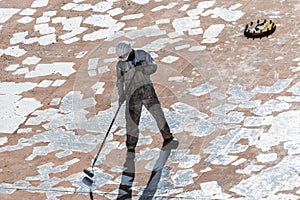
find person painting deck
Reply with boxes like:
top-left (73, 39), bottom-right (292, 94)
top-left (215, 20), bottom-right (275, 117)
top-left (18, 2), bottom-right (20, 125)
top-left (115, 41), bottom-right (177, 152)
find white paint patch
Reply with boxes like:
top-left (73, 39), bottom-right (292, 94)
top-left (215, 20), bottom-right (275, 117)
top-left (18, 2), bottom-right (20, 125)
top-left (252, 79), bottom-right (293, 94)
top-left (34, 23), bottom-right (55, 35)
top-left (107, 8), bottom-right (124, 16)
top-left (17, 128), bottom-right (32, 134)
top-left (161, 55), bottom-right (179, 63)
top-left (200, 181), bottom-right (222, 196)
top-left (188, 28), bottom-right (203, 35)
top-left (43, 11), bottom-right (56, 17)
top-left (121, 13), bottom-right (144, 20)
top-left (75, 51), bottom-right (88, 58)
top-left (156, 18), bottom-right (170, 24)
top-left (189, 45), bottom-right (206, 51)
top-left (17, 16), bottom-right (35, 24)
top-left (25, 62), bottom-right (76, 78)
top-left (61, 3), bottom-right (78, 10)
top-left (73, 0), bottom-right (85, 3)
top-left (179, 4), bottom-right (190, 11)
top-left (172, 16), bottom-right (200, 34)
top-left (37, 34), bottom-right (57, 45)
top-left (98, 66), bottom-right (110, 74)
top-left (19, 8), bottom-right (37, 15)
top-left (93, 2), bottom-right (113, 12)
top-left (130, 0), bottom-right (149, 5)
top-left (172, 169), bottom-right (198, 187)
top-left (188, 84), bottom-right (217, 97)
top-left (285, 140), bottom-right (300, 155)
top-left (210, 104), bottom-right (237, 115)
top-left (151, 2), bottom-right (178, 12)
top-left (123, 26), bottom-right (137, 31)
top-left (236, 165), bottom-right (264, 175)
top-left (22, 37), bottom-right (36, 45)
top-left (91, 82), bottom-right (105, 94)
top-left (36, 16), bottom-right (50, 24)
top-left (83, 22), bottom-right (125, 41)
top-left (51, 80), bottom-right (66, 87)
top-left (0, 8), bottom-right (20, 23)
top-left (12, 67), bottom-right (29, 75)
top-left (168, 31), bottom-right (184, 38)
top-left (10, 31), bottom-right (28, 45)
top-left (72, 4), bottom-right (92, 11)
top-left (276, 96), bottom-right (300, 103)
top-left (292, 58), bottom-right (300, 62)
top-left (0, 82), bottom-right (37, 94)
top-left (244, 116), bottom-right (273, 127)
top-left (232, 158), bottom-right (247, 166)
top-left (231, 156), bottom-right (300, 199)
top-left (84, 14), bottom-right (117, 27)
top-left (256, 111), bottom-right (300, 152)
top-left (126, 25), bottom-right (165, 40)
top-left (229, 3), bottom-right (243, 10)
top-left (197, 1), bottom-right (216, 10)
top-left (3, 46), bottom-right (27, 57)
top-left (239, 100), bottom-right (261, 109)
top-left (175, 44), bottom-right (190, 50)
top-left (187, 1), bottom-right (216, 17)
top-left (178, 181), bottom-right (231, 199)
top-left (256, 153), bottom-right (277, 163)
top-left (200, 167), bottom-right (212, 173)
top-left (291, 66), bottom-right (300, 72)
top-left (0, 137), bottom-right (8, 145)
top-left (251, 99), bottom-right (291, 116)
top-left (287, 81), bottom-right (300, 95)
top-left (65, 37), bottom-right (81, 43)
top-left (5, 64), bottom-right (19, 71)
top-left (205, 128), bottom-right (262, 165)
top-left (202, 24), bottom-right (225, 44)
top-left (170, 150), bottom-right (201, 168)
top-left (23, 56), bottom-right (41, 65)
top-left (168, 76), bottom-right (193, 83)
top-left (31, 0), bottom-right (49, 8)
top-left (204, 7), bottom-right (244, 22)
top-left (103, 58), bottom-right (116, 63)
top-left (88, 58), bottom-right (99, 70)
top-left (53, 17), bottom-right (75, 30)
top-left (38, 80), bottom-right (53, 87)
top-left (0, 94), bottom-right (42, 133)
top-left (175, 190), bottom-right (209, 199)
top-left (50, 98), bottom-right (61, 106)
top-left (59, 27), bottom-right (87, 41)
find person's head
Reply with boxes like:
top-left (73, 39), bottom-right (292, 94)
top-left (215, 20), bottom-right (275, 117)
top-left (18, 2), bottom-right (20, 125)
top-left (116, 41), bottom-right (132, 62)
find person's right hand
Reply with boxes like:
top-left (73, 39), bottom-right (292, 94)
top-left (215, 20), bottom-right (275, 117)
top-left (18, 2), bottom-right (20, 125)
top-left (119, 94), bottom-right (126, 105)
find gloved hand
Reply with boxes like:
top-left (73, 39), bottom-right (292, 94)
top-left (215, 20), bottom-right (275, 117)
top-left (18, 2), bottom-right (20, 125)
top-left (135, 60), bottom-right (142, 66)
top-left (119, 94), bottom-right (126, 105)
top-left (135, 65), bottom-right (144, 72)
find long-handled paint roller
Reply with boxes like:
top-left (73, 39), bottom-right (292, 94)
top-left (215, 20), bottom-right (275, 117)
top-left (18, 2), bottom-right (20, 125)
top-left (82, 68), bottom-right (138, 180)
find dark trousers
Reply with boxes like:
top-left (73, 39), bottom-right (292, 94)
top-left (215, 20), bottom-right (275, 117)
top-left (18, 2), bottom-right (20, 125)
top-left (125, 85), bottom-right (172, 149)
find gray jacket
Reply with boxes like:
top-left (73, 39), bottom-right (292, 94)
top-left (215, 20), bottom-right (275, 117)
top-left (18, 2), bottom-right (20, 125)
top-left (116, 49), bottom-right (157, 98)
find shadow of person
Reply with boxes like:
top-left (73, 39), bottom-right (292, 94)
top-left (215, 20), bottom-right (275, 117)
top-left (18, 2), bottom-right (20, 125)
top-left (117, 151), bottom-right (136, 200)
top-left (117, 139), bottom-right (179, 200)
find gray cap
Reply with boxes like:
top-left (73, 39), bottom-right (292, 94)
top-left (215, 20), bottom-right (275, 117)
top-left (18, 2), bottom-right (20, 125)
top-left (116, 41), bottom-right (131, 61)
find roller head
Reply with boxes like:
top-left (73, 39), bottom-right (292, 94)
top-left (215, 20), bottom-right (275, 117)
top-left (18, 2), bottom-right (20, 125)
top-left (82, 176), bottom-right (93, 186)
